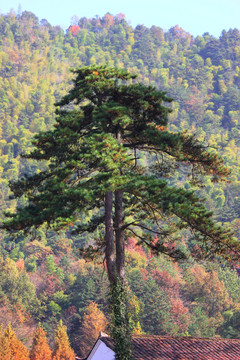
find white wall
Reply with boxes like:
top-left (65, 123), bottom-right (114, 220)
top-left (87, 340), bottom-right (115, 360)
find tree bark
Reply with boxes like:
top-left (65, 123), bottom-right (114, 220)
top-left (105, 191), bottom-right (116, 284)
top-left (115, 189), bottom-right (125, 280)
top-left (115, 131), bottom-right (125, 281)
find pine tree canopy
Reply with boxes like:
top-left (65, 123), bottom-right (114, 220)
top-left (2, 64), bottom-right (239, 262)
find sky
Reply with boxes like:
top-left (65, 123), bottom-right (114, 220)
top-left (0, 0), bottom-right (240, 37)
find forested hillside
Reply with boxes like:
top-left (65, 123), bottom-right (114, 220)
top-left (1, 9), bottom-right (240, 357)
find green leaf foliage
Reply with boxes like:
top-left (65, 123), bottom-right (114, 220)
top-left (2, 65), bottom-right (237, 262)
top-left (1, 9), bottom-right (240, 354)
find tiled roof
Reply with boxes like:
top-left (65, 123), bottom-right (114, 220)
top-left (100, 334), bottom-right (240, 360)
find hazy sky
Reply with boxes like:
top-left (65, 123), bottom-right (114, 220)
top-left (1, 0), bottom-right (240, 37)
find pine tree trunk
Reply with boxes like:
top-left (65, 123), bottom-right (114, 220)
top-left (105, 191), bottom-right (116, 284)
top-left (106, 131), bottom-right (132, 359)
top-left (115, 189), bottom-right (125, 280)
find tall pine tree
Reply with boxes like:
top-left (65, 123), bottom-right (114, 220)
top-left (2, 65), bottom-right (239, 360)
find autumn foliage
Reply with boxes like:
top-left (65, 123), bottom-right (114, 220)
top-left (81, 302), bottom-right (107, 356)
top-left (29, 325), bottom-right (52, 360)
top-left (67, 25), bottom-right (80, 36)
top-left (2, 323), bottom-right (29, 360)
top-left (0, 322), bottom-right (76, 360)
top-left (52, 320), bottom-right (75, 360)
top-left (1, 8), bottom-right (240, 355)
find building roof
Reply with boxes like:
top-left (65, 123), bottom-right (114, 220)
top-left (99, 334), bottom-right (240, 360)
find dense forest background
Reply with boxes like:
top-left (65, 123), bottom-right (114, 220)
top-left (1, 9), bottom-right (240, 357)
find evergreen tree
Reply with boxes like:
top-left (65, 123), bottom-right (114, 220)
top-left (29, 325), bottom-right (52, 360)
top-left (52, 320), bottom-right (75, 360)
top-left (2, 65), bottom-right (239, 359)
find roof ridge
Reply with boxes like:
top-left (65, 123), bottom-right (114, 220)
top-left (131, 334), bottom-right (240, 342)
top-left (99, 331), bottom-right (110, 338)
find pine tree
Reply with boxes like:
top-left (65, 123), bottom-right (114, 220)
top-left (52, 320), bottom-right (75, 360)
top-left (2, 65), bottom-right (239, 360)
top-left (29, 325), bottom-right (52, 360)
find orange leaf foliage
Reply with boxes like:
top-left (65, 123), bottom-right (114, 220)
top-left (30, 325), bottom-right (52, 360)
top-left (3, 323), bottom-right (29, 360)
top-left (81, 302), bottom-right (107, 356)
top-left (68, 25), bottom-right (80, 36)
top-left (52, 320), bottom-right (75, 360)
top-left (16, 259), bottom-right (25, 271)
